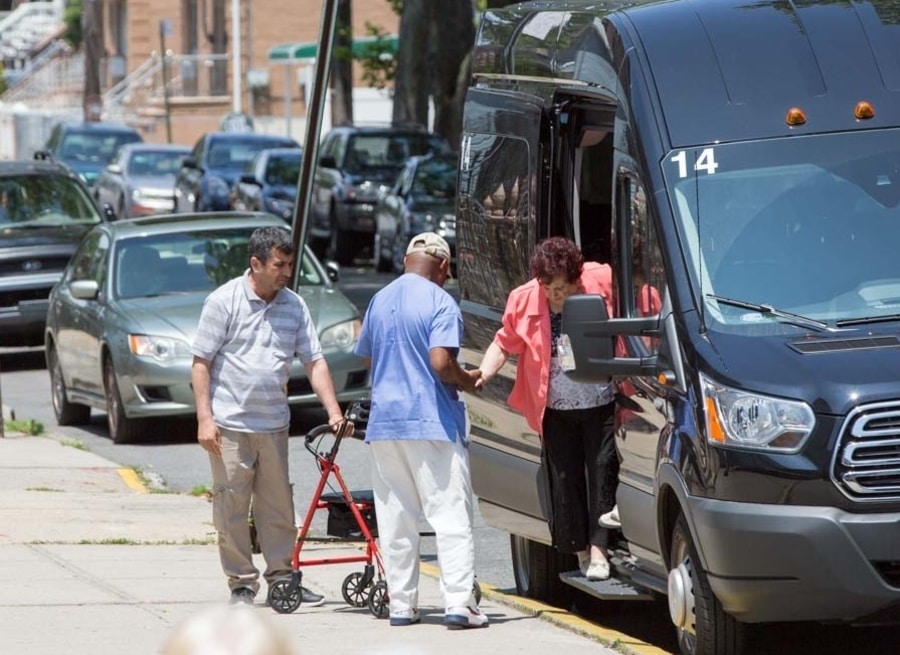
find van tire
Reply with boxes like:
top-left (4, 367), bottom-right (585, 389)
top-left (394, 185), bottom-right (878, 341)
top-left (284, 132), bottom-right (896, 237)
top-left (510, 535), bottom-right (572, 607)
top-left (669, 514), bottom-right (745, 655)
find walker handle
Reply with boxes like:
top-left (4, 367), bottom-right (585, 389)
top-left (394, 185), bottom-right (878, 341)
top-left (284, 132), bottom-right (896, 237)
top-left (304, 423), bottom-right (335, 444)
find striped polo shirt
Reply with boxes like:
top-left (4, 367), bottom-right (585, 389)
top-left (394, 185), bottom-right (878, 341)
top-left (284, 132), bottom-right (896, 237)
top-left (192, 270), bottom-right (323, 433)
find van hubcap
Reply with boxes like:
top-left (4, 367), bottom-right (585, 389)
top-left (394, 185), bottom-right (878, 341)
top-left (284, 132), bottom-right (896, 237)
top-left (668, 561), bottom-right (695, 634)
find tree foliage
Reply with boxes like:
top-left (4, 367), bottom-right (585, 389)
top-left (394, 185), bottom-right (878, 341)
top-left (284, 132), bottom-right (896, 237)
top-left (63, 0), bottom-right (83, 50)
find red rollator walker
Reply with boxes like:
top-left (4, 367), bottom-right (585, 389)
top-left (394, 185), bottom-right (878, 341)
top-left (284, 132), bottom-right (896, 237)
top-left (267, 400), bottom-right (389, 616)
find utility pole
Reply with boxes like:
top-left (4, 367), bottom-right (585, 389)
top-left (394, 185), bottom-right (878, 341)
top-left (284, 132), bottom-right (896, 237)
top-left (231, 0), bottom-right (241, 113)
top-left (82, 0), bottom-right (104, 121)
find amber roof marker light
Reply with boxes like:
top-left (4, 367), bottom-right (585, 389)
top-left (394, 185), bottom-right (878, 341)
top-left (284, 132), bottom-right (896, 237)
top-left (785, 107), bottom-right (807, 126)
top-left (854, 100), bottom-right (875, 120)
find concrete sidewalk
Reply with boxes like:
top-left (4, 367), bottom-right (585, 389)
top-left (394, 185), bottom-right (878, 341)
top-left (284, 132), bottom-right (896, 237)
top-left (0, 432), bottom-right (643, 655)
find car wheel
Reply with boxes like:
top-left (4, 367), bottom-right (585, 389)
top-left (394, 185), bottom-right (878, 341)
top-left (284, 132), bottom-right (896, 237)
top-left (103, 357), bottom-right (141, 444)
top-left (509, 535), bottom-right (573, 608)
top-left (373, 232), bottom-right (391, 273)
top-left (47, 346), bottom-right (91, 426)
top-left (328, 208), bottom-right (354, 266)
top-left (669, 514), bottom-right (746, 655)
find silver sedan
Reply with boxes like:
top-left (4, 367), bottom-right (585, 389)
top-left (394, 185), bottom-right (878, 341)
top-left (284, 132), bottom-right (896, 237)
top-left (93, 143), bottom-right (191, 218)
top-left (44, 212), bottom-right (370, 443)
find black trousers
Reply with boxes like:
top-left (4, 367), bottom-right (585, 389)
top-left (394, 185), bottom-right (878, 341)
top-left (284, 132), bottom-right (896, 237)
top-left (542, 402), bottom-right (618, 553)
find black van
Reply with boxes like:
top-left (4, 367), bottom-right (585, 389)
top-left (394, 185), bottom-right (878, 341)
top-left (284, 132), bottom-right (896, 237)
top-left (457, 1), bottom-right (900, 654)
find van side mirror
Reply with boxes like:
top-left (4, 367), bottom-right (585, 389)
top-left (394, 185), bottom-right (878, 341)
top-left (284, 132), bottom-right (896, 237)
top-left (561, 294), bottom-right (661, 379)
top-left (107, 163), bottom-right (122, 175)
top-left (240, 173), bottom-right (261, 186)
top-left (319, 155), bottom-right (337, 169)
top-left (182, 156), bottom-right (199, 169)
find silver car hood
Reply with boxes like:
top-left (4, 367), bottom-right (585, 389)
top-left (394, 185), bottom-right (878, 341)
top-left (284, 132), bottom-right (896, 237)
top-left (115, 286), bottom-right (359, 342)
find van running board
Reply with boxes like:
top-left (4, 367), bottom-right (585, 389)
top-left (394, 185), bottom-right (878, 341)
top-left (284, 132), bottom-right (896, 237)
top-left (559, 570), bottom-right (655, 601)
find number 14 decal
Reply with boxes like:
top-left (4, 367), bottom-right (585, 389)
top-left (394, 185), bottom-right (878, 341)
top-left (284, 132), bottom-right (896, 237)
top-left (670, 148), bottom-right (719, 178)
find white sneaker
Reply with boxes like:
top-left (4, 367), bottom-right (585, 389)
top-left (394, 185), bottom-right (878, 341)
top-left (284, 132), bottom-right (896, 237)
top-left (444, 605), bottom-right (489, 629)
top-left (585, 559), bottom-right (610, 581)
top-left (577, 551), bottom-right (591, 576)
top-left (599, 505), bottom-right (621, 529)
top-left (389, 609), bottom-right (421, 626)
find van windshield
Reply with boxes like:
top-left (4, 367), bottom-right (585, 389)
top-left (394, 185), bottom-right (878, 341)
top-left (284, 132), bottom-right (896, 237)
top-left (663, 129), bottom-right (900, 331)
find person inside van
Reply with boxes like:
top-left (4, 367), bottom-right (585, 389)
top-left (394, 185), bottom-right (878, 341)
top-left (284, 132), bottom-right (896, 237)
top-left (476, 237), bottom-right (618, 580)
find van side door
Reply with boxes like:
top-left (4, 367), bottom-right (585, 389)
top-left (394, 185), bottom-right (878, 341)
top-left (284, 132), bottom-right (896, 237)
top-left (457, 88), bottom-right (550, 543)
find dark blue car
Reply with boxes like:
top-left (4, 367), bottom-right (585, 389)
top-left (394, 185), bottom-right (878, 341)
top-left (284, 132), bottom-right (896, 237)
top-left (229, 147), bottom-right (302, 221)
top-left (173, 132), bottom-right (299, 213)
top-left (39, 121), bottom-right (144, 188)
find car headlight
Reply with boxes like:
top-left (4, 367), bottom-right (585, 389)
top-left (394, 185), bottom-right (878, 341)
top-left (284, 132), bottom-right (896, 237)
top-left (319, 318), bottom-right (361, 352)
top-left (128, 335), bottom-right (192, 362)
top-left (701, 374), bottom-right (815, 452)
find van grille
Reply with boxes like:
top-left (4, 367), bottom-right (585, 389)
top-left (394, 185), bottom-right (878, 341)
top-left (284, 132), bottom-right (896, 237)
top-left (833, 402), bottom-right (900, 501)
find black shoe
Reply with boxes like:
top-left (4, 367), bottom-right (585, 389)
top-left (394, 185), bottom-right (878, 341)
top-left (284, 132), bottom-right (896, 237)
top-left (301, 586), bottom-right (325, 607)
top-left (230, 587), bottom-right (255, 605)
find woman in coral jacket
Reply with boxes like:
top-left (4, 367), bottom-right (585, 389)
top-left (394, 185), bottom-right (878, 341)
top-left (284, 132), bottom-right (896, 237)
top-left (477, 237), bottom-right (618, 581)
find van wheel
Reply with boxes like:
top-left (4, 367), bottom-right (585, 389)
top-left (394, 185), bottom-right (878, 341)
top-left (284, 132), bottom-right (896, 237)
top-left (104, 358), bottom-right (141, 444)
top-left (48, 346), bottom-right (91, 426)
top-left (510, 535), bottom-right (573, 608)
top-left (668, 514), bottom-right (745, 655)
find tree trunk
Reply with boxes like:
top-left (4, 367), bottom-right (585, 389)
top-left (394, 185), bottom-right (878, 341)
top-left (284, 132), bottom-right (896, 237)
top-left (429, 0), bottom-right (474, 151)
top-left (392, 0), bottom-right (429, 127)
top-left (331, 0), bottom-right (353, 126)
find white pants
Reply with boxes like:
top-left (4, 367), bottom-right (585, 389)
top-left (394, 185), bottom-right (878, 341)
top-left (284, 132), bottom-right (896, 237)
top-left (370, 439), bottom-right (476, 614)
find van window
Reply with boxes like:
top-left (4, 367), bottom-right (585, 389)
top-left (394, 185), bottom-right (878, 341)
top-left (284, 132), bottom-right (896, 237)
top-left (457, 133), bottom-right (532, 308)
top-left (664, 128), bottom-right (900, 331)
top-left (620, 174), bottom-right (665, 353)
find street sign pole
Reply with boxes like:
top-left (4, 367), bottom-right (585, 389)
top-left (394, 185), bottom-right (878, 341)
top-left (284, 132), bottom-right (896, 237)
top-left (289, 0), bottom-right (339, 288)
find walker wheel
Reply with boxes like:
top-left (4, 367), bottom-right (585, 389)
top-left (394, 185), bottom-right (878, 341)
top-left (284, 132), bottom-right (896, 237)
top-left (342, 571), bottom-right (371, 608)
top-left (474, 580), bottom-right (482, 605)
top-left (268, 579), bottom-right (302, 614)
top-left (367, 580), bottom-right (389, 618)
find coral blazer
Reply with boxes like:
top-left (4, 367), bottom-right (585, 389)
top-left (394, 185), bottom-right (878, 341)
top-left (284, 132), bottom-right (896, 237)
top-left (492, 262), bottom-right (614, 435)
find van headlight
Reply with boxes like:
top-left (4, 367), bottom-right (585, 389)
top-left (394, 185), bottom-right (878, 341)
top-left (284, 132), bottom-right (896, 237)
top-left (319, 318), bottom-right (361, 352)
top-left (700, 374), bottom-right (815, 452)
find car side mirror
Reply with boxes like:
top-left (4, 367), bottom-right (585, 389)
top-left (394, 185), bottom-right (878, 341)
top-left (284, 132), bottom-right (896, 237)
top-left (319, 155), bottom-right (337, 169)
top-left (240, 173), bottom-right (261, 186)
top-left (107, 163), bottom-right (122, 175)
top-left (102, 202), bottom-right (118, 222)
top-left (325, 260), bottom-right (340, 282)
top-left (182, 156), bottom-right (199, 169)
top-left (70, 279), bottom-right (100, 300)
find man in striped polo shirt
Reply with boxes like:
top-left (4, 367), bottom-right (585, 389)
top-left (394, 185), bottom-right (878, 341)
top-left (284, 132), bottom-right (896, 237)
top-left (191, 226), bottom-right (346, 606)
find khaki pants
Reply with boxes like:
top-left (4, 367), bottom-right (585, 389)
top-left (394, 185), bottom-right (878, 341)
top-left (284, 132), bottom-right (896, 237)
top-left (209, 427), bottom-right (296, 594)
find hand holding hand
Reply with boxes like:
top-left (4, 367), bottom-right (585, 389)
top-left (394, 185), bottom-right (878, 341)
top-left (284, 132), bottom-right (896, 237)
top-left (459, 368), bottom-right (483, 394)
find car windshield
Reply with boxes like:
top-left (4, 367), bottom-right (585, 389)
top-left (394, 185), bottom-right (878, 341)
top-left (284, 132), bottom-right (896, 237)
top-left (345, 134), bottom-right (443, 174)
top-left (664, 128), bottom-right (900, 333)
top-left (412, 157), bottom-right (457, 199)
top-left (207, 139), bottom-right (288, 171)
top-left (264, 154), bottom-right (301, 186)
top-left (0, 174), bottom-right (102, 227)
top-left (126, 150), bottom-right (186, 176)
top-left (113, 228), bottom-right (323, 299)
top-left (60, 131), bottom-right (142, 164)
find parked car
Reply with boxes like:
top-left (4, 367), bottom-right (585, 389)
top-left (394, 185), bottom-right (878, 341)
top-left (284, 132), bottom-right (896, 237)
top-left (93, 143), bottom-right (191, 218)
top-left (310, 125), bottom-right (451, 265)
top-left (38, 121), bottom-right (144, 187)
top-left (44, 212), bottom-right (369, 443)
top-left (373, 152), bottom-right (458, 274)
top-left (0, 158), bottom-right (109, 347)
top-left (173, 132), bottom-right (299, 213)
top-left (230, 147), bottom-right (302, 221)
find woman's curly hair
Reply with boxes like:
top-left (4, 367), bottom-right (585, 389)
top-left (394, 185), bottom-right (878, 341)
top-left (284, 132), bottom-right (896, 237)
top-left (530, 237), bottom-right (584, 283)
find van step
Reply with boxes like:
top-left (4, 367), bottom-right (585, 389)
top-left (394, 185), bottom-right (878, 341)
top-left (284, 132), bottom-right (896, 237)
top-left (559, 570), bottom-right (655, 600)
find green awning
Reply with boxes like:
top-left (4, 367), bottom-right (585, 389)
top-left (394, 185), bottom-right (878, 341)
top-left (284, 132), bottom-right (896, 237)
top-left (268, 35), bottom-right (399, 62)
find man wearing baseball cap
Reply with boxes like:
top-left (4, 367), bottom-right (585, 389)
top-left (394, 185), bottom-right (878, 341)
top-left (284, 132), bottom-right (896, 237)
top-left (355, 232), bottom-right (487, 629)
